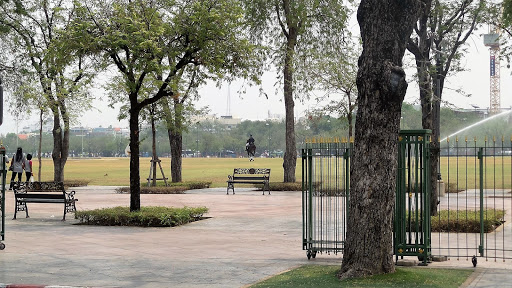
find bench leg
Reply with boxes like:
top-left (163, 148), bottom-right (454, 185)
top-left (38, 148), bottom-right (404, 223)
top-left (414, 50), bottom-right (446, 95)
top-left (227, 182), bottom-right (235, 195)
top-left (264, 182), bottom-right (270, 195)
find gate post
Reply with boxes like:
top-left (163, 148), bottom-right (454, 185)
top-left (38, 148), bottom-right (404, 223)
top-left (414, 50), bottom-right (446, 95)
top-left (0, 144), bottom-right (6, 250)
top-left (478, 147), bottom-right (484, 257)
top-left (394, 130), bottom-right (432, 265)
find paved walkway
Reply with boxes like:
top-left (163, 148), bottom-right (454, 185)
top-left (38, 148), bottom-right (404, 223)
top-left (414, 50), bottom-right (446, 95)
top-left (0, 186), bottom-right (511, 287)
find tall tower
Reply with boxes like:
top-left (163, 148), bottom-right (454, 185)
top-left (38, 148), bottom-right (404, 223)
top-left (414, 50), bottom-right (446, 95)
top-left (484, 31), bottom-right (500, 114)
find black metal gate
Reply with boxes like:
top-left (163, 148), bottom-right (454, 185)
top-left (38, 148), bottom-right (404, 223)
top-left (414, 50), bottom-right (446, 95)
top-left (302, 138), bottom-right (351, 259)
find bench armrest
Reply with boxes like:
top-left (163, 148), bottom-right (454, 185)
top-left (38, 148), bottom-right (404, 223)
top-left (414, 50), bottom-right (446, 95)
top-left (65, 190), bottom-right (77, 202)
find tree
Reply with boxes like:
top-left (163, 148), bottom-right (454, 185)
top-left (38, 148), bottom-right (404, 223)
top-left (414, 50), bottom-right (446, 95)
top-left (0, 0), bottom-right (95, 182)
top-left (75, 0), bottom-right (261, 211)
top-left (307, 40), bottom-right (359, 138)
top-left (407, 0), bottom-right (486, 215)
top-left (501, 0), bottom-right (512, 61)
top-left (338, 0), bottom-right (422, 279)
top-left (242, 0), bottom-right (350, 182)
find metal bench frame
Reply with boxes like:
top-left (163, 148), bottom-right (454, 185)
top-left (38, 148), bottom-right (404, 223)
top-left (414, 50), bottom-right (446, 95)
top-left (13, 181), bottom-right (78, 221)
top-left (227, 168), bottom-right (271, 195)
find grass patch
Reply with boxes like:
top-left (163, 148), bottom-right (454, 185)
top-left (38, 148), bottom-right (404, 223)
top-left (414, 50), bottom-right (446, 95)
top-left (250, 265), bottom-right (472, 288)
top-left (75, 206), bottom-right (208, 227)
top-left (432, 209), bottom-right (505, 233)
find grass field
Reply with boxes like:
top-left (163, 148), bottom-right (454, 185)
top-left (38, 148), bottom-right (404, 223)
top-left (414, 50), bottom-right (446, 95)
top-left (29, 157), bottom-right (301, 186)
top-left (26, 155), bottom-right (511, 188)
top-left (440, 156), bottom-right (512, 189)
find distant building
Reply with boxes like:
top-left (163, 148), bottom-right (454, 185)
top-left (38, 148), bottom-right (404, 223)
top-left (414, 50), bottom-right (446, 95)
top-left (218, 115), bottom-right (241, 129)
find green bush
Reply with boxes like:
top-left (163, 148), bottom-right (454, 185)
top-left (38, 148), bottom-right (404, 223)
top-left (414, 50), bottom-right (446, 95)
top-left (63, 180), bottom-right (90, 187)
top-left (432, 209), bottom-right (505, 233)
top-left (75, 206), bottom-right (209, 227)
top-left (115, 181), bottom-right (211, 194)
top-left (254, 182), bottom-right (302, 191)
top-left (115, 186), bottom-right (188, 194)
top-left (446, 182), bottom-right (464, 193)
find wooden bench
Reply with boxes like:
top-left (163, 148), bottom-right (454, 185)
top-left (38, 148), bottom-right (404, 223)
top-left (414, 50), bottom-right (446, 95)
top-left (227, 168), bottom-right (271, 195)
top-left (13, 181), bottom-right (78, 221)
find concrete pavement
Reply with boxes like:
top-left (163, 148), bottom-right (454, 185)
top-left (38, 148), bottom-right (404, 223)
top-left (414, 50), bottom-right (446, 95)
top-left (0, 186), bottom-right (511, 287)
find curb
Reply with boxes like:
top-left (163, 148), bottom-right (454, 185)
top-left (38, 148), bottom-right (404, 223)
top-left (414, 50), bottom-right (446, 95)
top-left (0, 285), bottom-right (106, 288)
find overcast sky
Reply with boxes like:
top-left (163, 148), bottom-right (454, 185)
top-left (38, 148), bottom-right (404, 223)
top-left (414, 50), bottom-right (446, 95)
top-left (0, 26), bottom-right (510, 135)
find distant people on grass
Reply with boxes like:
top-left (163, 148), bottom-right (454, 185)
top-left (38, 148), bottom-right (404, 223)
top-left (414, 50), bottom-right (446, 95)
top-left (9, 147), bottom-right (25, 190)
top-left (24, 153), bottom-right (33, 182)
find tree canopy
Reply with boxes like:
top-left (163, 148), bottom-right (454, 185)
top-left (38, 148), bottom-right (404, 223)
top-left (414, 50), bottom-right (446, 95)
top-left (242, 0), bottom-right (351, 182)
top-left (72, 0), bottom-right (262, 211)
top-left (0, 0), bottom-right (96, 181)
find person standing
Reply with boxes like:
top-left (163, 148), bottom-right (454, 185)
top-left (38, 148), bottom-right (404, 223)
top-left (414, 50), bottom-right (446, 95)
top-left (24, 153), bottom-right (33, 182)
top-left (9, 147), bottom-right (25, 190)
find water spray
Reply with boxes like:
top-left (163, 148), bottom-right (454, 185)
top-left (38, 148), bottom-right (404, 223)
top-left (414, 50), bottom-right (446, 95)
top-left (440, 110), bottom-right (512, 142)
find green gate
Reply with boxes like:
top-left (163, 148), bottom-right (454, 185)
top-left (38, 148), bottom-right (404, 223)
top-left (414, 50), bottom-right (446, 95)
top-left (394, 130), bottom-right (432, 265)
top-left (302, 138), bottom-right (351, 259)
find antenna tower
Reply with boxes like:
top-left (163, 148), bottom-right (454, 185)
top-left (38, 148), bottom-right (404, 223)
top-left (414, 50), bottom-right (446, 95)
top-left (226, 84), bottom-right (231, 116)
top-left (484, 27), bottom-right (501, 114)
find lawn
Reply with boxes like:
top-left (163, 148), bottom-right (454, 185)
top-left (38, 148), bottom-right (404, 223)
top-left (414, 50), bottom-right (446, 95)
top-left (440, 156), bottom-right (512, 190)
top-left (29, 155), bottom-right (510, 189)
top-left (250, 265), bottom-right (472, 288)
top-left (30, 157), bottom-right (300, 186)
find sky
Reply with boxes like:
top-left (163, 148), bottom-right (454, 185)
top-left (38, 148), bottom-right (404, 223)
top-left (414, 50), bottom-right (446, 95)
top-left (0, 25), bottom-right (510, 135)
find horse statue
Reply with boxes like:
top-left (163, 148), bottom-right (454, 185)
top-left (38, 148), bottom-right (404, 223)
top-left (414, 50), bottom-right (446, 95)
top-left (246, 143), bottom-right (256, 161)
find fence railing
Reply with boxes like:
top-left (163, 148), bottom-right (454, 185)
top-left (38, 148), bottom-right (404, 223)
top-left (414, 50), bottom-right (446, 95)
top-left (302, 133), bottom-right (512, 263)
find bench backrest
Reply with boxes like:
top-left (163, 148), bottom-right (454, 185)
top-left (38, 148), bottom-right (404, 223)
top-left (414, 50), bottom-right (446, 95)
top-left (14, 181), bottom-right (65, 193)
top-left (233, 168), bottom-right (270, 176)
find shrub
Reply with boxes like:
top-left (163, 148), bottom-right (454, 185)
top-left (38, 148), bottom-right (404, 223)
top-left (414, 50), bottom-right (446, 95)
top-left (75, 206), bottom-right (209, 227)
top-left (431, 209), bottom-right (505, 233)
top-left (63, 180), bottom-right (89, 187)
top-left (446, 182), bottom-right (464, 193)
top-left (254, 182), bottom-right (302, 191)
top-left (115, 186), bottom-right (188, 194)
top-left (115, 181), bottom-right (211, 194)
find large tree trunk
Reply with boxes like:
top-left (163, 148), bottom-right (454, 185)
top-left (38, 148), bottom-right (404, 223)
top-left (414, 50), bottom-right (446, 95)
top-left (150, 107), bottom-right (157, 187)
top-left (129, 99), bottom-right (141, 212)
top-left (169, 128), bottom-right (182, 183)
top-left (407, 0), bottom-right (439, 216)
top-left (51, 101), bottom-right (70, 182)
top-left (167, 99), bottom-right (183, 183)
top-left (339, 0), bottom-right (421, 279)
top-left (282, 25), bottom-right (297, 183)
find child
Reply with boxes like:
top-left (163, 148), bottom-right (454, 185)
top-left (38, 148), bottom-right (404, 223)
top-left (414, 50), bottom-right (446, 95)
top-left (24, 153), bottom-right (33, 182)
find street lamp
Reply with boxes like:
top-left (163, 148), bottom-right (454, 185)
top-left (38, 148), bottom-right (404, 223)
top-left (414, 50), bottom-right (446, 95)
top-left (77, 130), bottom-right (86, 157)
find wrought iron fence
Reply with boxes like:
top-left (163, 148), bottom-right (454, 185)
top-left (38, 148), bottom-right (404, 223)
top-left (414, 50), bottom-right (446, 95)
top-left (302, 133), bottom-right (512, 263)
top-left (302, 138), bottom-right (351, 259)
top-left (433, 136), bottom-right (512, 261)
